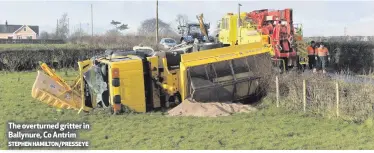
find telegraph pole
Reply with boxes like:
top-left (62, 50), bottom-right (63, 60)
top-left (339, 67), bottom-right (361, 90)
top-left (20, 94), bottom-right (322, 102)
top-left (156, 0), bottom-right (159, 45)
top-left (91, 4), bottom-right (94, 37)
top-left (238, 3), bottom-right (242, 27)
top-left (237, 3), bottom-right (242, 43)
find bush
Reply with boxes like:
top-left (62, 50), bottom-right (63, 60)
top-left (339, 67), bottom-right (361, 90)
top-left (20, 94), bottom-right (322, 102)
top-left (69, 34), bottom-right (180, 50)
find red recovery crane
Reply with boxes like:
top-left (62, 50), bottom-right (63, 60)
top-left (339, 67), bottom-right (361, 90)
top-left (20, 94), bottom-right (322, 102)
top-left (247, 9), bottom-right (297, 69)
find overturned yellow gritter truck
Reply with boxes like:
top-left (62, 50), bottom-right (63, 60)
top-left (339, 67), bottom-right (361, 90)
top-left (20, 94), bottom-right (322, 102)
top-left (31, 42), bottom-right (273, 113)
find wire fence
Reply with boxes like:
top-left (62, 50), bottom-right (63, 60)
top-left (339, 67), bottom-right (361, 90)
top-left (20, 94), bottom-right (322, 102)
top-left (272, 72), bottom-right (374, 121)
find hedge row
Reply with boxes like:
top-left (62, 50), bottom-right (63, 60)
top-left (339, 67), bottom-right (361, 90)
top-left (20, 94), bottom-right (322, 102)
top-left (0, 40), bottom-right (373, 72)
top-left (0, 49), bottom-right (106, 71)
top-left (306, 36), bottom-right (374, 42)
top-left (324, 41), bottom-right (374, 74)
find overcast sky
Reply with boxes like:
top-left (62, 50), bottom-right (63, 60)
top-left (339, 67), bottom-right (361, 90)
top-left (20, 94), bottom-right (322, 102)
top-left (1, 0), bottom-right (374, 37)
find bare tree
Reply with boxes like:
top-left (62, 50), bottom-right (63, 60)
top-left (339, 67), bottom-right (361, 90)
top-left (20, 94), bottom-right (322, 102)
top-left (39, 31), bottom-right (51, 39)
top-left (138, 18), bottom-right (177, 37)
top-left (69, 28), bottom-right (88, 43)
top-left (175, 14), bottom-right (189, 35)
top-left (176, 14), bottom-right (188, 26)
top-left (176, 14), bottom-right (189, 27)
top-left (102, 29), bottom-right (123, 45)
top-left (54, 13), bottom-right (69, 40)
top-left (105, 29), bottom-right (122, 37)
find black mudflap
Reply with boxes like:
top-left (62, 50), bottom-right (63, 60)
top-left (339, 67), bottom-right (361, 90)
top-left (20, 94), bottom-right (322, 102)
top-left (83, 79), bottom-right (93, 108)
top-left (141, 58), bottom-right (154, 112)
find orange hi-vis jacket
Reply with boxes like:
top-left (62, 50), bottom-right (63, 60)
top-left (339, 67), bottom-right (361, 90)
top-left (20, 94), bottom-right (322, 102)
top-left (316, 47), bottom-right (329, 56)
top-left (307, 46), bottom-right (315, 55)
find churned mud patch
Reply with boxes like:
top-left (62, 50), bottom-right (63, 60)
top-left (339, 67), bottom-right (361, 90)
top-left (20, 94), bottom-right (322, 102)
top-left (167, 99), bottom-right (257, 117)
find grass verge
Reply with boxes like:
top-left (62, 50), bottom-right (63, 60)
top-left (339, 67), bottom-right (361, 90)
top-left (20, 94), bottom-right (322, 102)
top-left (1, 70), bottom-right (374, 149)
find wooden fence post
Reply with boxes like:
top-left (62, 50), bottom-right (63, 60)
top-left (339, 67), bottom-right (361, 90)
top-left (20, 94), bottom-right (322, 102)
top-left (276, 76), bottom-right (279, 108)
top-left (336, 82), bottom-right (340, 117)
top-left (303, 80), bottom-right (306, 112)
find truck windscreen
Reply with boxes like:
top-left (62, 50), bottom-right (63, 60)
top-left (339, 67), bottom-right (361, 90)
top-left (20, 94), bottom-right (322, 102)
top-left (189, 26), bottom-right (201, 34)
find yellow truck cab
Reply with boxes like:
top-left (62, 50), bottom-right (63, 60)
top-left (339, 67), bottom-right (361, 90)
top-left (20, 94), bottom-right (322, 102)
top-left (218, 12), bottom-right (267, 47)
top-left (77, 51), bottom-right (160, 113)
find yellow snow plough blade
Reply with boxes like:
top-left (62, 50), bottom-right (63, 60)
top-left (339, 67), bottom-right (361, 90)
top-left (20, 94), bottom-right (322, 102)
top-left (39, 62), bottom-right (72, 91)
top-left (31, 71), bottom-right (82, 110)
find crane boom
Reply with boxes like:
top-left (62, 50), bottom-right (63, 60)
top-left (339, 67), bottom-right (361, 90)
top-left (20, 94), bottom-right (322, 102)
top-left (196, 13), bottom-right (209, 40)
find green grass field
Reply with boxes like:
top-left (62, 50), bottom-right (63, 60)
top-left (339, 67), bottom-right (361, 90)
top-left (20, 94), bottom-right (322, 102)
top-left (1, 70), bottom-right (374, 150)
